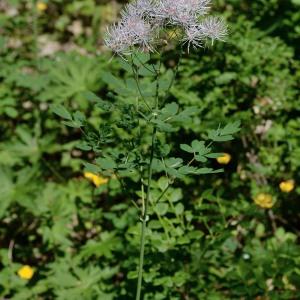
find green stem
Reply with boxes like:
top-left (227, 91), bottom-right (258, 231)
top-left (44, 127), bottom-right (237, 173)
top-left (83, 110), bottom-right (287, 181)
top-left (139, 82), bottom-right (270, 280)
top-left (32, 0), bottom-right (39, 67)
top-left (135, 126), bottom-right (157, 300)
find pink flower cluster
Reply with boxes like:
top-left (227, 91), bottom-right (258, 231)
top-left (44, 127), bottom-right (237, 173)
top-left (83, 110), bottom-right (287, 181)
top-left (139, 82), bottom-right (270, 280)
top-left (104, 0), bottom-right (227, 55)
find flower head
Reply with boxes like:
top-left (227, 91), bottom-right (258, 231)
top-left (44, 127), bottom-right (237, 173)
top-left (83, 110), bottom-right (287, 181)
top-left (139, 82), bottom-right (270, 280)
top-left (199, 16), bottom-right (228, 44)
top-left (156, 0), bottom-right (195, 27)
top-left (254, 193), bottom-right (274, 209)
top-left (104, 0), bottom-right (226, 55)
top-left (105, 14), bottom-right (154, 55)
top-left (216, 153), bottom-right (231, 165)
top-left (188, 0), bottom-right (211, 15)
top-left (156, 0), bottom-right (211, 27)
top-left (18, 265), bottom-right (34, 280)
top-left (123, 15), bottom-right (154, 50)
top-left (279, 180), bottom-right (295, 193)
top-left (122, 0), bottom-right (156, 18)
top-left (84, 172), bottom-right (108, 187)
top-left (182, 25), bottom-right (205, 52)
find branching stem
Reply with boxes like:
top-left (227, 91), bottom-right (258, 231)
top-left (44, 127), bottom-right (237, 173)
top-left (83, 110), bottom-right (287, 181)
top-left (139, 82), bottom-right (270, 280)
top-left (135, 49), bottom-right (181, 299)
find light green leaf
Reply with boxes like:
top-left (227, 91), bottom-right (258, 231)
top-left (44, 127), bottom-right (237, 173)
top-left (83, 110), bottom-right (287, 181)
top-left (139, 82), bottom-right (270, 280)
top-left (175, 203), bottom-right (184, 215)
top-left (96, 157), bottom-right (116, 170)
top-left (155, 203), bottom-right (169, 216)
top-left (51, 104), bottom-right (72, 120)
top-left (180, 144), bottom-right (194, 153)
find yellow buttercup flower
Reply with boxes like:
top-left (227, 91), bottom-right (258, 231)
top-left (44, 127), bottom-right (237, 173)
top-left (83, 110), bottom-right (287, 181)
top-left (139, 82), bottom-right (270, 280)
top-left (216, 153), bottom-right (231, 165)
top-left (279, 180), bottom-right (295, 193)
top-left (36, 2), bottom-right (47, 12)
top-left (84, 172), bottom-right (95, 180)
top-left (254, 193), bottom-right (274, 209)
top-left (84, 172), bottom-right (108, 187)
top-left (92, 175), bottom-right (109, 187)
top-left (18, 265), bottom-right (34, 280)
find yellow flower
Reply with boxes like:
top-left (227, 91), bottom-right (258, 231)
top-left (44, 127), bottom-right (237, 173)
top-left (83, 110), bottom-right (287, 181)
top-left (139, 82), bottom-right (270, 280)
top-left (279, 180), bottom-right (295, 193)
top-left (18, 265), bottom-right (34, 280)
top-left (92, 175), bottom-right (109, 187)
top-left (216, 153), bottom-right (231, 165)
top-left (84, 172), bottom-right (95, 180)
top-left (36, 2), bottom-right (47, 12)
top-left (84, 172), bottom-right (108, 187)
top-left (254, 193), bottom-right (274, 209)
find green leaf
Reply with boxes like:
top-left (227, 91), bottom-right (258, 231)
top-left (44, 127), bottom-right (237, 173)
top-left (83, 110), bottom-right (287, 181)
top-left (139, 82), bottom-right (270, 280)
top-left (132, 51), bottom-right (150, 66)
top-left (178, 166), bottom-right (199, 175)
top-left (166, 168), bottom-right (181, 178)
top-left (82, 91), bottom-right (101, 102)
top-left (196, 168), bottom-right (224, 174)
top-left (158, 70), bottom-right (173, 92)
top-left (172, 106), bottom-right (199, 123)
top-left (205, 153), bottom-right (224, 158)
top-left (102, 72), bottom-right (123, 88)
top-left (210, 135), bottom-right (234, 142)
top-left (76, 142), bottom-right (92, 151)
top-left (208, 121), bottom-right (241, 142)
top-left (152, 119), bottom-right (175, 132)
top-left (165, 158), bottom-right (183, 169)
top-left (62, 120), bottom-right (81, 128)
top-left (102, 72), bottom-right (133, 97)
top-left (96, 157), bottom-right (116, 170)
top-left (169, 189), bottom-right (182, 202)
top-left (83, 163), bottom-right (101, 173)
top-left (155, 203), bottom-right (169, 216)
top-left (215, 72), bottom-right (237, 85)
top-left (73, 111), bottom-right (86, 125)
top-left (161, 102), bottom-right (179, 116)
top-left (138, 64), bottom-right (157, 77)
top-left (180, 144), bottom-right (194, 153)
top-left (158, 177), bottom-right (169, 190)
top-left (128, 271), bottom-right (138, 279)
top-left (51, 104), bottom-right (72, 120)
top-left (221, 121), bottom-right (241, 135)
top-left (177, 236), bottom-right (190, 245)
top-left (80, 232), bottom-right (121, 259)
top-left (0, 168), bottom-right (14, 218)
top-left (175, 203), bottom-right (184, 215)
top-left (4, 107), bottom-right (18, 118)
top-left (116, 58), bottom-right (133, 73)
top-left (191, 140), bottom-right (207, 153)
top-left (194, 154), bottom-right (208, 163)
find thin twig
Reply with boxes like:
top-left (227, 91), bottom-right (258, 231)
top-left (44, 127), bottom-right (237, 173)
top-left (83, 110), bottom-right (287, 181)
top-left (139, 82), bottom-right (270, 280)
top-left (8, 240), bottom-right (14, 262)
top-left (155, 184), bottom-right (171, 204)
top-left (130, 55), bottom-right (152, 112)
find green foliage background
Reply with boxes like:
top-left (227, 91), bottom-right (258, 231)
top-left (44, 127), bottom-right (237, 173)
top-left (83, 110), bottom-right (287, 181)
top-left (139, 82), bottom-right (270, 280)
top-left (0, 0), bottom-right (300, 299)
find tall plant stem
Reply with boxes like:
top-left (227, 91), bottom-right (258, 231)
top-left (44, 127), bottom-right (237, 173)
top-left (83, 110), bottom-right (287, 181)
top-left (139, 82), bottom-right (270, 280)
top-left (32, 0), bottom-right (39, 64)
top-left (135, 126), bottom-right (157, 300)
